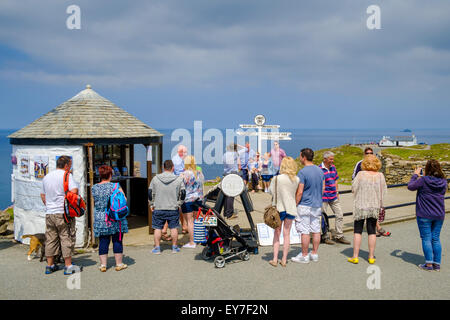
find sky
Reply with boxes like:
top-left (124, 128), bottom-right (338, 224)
top-left (0, 0), bottom-right (449, 131)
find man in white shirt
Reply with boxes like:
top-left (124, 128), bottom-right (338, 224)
top-left (40, 156), bottom-right (81, 275)
top-left (172, 145), bottom-right (187, 176)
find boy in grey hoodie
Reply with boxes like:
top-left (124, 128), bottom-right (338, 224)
top-left (149, 160), bottom-right (186, 254)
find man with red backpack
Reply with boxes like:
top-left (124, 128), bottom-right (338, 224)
top-left (40, 156), bottom-right (82, 275)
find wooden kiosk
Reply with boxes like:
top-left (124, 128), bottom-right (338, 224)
top-left (9, 85), bottom-right (163, 246)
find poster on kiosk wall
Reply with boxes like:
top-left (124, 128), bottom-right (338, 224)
top-left (19, 156), bottom-right (30, 178)
top-left (34, 156), bottom-right (49, 179)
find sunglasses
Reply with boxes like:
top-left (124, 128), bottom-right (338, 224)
top-left (365, 152), bottom-right (373, 155)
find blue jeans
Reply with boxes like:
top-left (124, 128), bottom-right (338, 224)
top-left (416, 217), bottom-right (444, 265)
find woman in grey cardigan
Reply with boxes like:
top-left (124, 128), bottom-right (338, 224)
top-left (268, 157), bottom-right (299, 267)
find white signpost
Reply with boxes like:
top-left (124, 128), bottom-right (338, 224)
top-left (238, 115), bottom-right (292, 153)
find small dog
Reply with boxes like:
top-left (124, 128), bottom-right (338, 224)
top-left (22, 234), bottom-right (63, 263)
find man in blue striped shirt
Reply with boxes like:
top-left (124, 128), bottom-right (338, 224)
top-left (319, 151), bottom-right (350, 245)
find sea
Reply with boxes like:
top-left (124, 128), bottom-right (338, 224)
top-left (2, 128), bottom-right (449, 209)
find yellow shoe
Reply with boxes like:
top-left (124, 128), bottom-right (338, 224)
top-left (348, 257), bottom-right (359, 264)
top-left (368, 258), bottom-right (376, 264)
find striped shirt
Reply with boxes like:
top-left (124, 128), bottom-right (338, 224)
top-left (319, 162), bottom-right (339, 202)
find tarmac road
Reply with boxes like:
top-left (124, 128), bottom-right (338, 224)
top-left (0, 218), bottom-right (449, 300)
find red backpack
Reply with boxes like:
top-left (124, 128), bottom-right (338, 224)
top-left (63, 171), bottom-right (86, 223)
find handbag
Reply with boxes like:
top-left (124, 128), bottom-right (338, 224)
top-left (264, 176), bottom-right (281, 229)
top-left (378, 176), bottom-right (385, 222)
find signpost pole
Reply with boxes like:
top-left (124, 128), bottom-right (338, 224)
top-left (258, 126), bottom-right (262, 154)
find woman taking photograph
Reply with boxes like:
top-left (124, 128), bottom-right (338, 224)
top-left (349, 154), bottom-right (387, 264)
top-left (408, 160), bottom-right (447, 272)
top-left (92, 165), bottom-right (128, 272)
top-left (268, 157), bottom-right (299, 267)
top-left (180, 155), bottom-right (205, 249)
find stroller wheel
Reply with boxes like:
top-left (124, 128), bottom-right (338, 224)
top-left (201, 247), bottom-right (212, 261)
top-left (240, 251), bottom-right (250, 261)
top-left (214, 256), bottom-right (226, 268)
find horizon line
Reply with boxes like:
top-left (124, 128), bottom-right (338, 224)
top-left (1, 127), bottom-right (449, 132)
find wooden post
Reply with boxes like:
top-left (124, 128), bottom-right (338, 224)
top-left (146, 145), bottom-right (153, 235)
top-left (86, 143), bottom-right (96, 247)
top-left (158, 142), bottom-right (163, 174)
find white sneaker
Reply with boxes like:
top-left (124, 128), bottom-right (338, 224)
top-left (291, 253), bottom-right (310, 264)
top-left (309, 253), bottom-right (319, 262)
top-left (182, 243), bottom-right (196, 249)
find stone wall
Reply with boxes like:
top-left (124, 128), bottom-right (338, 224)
top-left (381, 156), bottom-right (450, 185)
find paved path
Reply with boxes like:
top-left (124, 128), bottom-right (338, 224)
top-left (1, 219), bottom-right (449, 300)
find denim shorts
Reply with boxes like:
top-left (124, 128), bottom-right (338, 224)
top-left (261, 174), bottom-right (273, 182)
top-left (279, 211), bottom-right (296, 221)
top-left (152, 210), bottom-right (179, 230)
top-left (181, 200), bottom-right (202, 214)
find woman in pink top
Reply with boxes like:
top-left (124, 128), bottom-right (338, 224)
top-left (270, 141), bottom-right (286, 175)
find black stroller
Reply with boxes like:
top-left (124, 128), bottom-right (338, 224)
top-left (193, 183), bottom-right (258, 268)
top-left (194, 204), bottom-right (251, 268)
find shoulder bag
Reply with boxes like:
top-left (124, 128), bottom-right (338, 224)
top-left (264, 176), bottom-right (281, 229)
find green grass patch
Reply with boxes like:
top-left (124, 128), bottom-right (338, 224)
top-left (381, 143), bottom-right (450, 161)
top-left (6, 208), bottom-right (13, 221)
top-left (204, 177), bottom-right (221, 187)
top-left (407, 145), bottom-right (428, 150)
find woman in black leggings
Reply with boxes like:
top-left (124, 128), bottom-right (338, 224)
top-left (348, 155), bottom-right (387, 264)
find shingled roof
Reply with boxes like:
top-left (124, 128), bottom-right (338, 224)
top-left (9, 85), bottom-right (163, 145)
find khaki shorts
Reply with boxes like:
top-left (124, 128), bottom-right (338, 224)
top-left (45, 214), bottom-right (75, 258)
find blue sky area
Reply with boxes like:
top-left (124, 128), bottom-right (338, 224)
top-left (0, 0), bottom-right (449, 130)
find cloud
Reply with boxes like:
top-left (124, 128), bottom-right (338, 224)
top-left (0, 0), bottom-right (449, 100)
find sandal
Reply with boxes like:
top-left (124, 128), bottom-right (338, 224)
top-left (99, 265), bottom-right (107, 272)
top-left (268, 260), bottom-right (278, 267)
top-left (279, 260), bottom-right (287, 267)
top-left (377, 228), bottom-right (391, 237)
top-left (161, 234), bottom-right (172, 241)
top-left (115, 264), bottom-right (128, 271)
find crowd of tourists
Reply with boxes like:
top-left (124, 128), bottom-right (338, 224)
top-left (39, 142), bottom-right (447, 274)
top-left (266, 146), bottom-right (446, 272)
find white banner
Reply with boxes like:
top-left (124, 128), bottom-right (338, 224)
top-left (257, 223), bottom-right (301, 246)
top-left (14, 178), bottom-right (46, 212)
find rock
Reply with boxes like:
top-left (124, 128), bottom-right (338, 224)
top-left (0, 210), bottom-right (10, 234)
